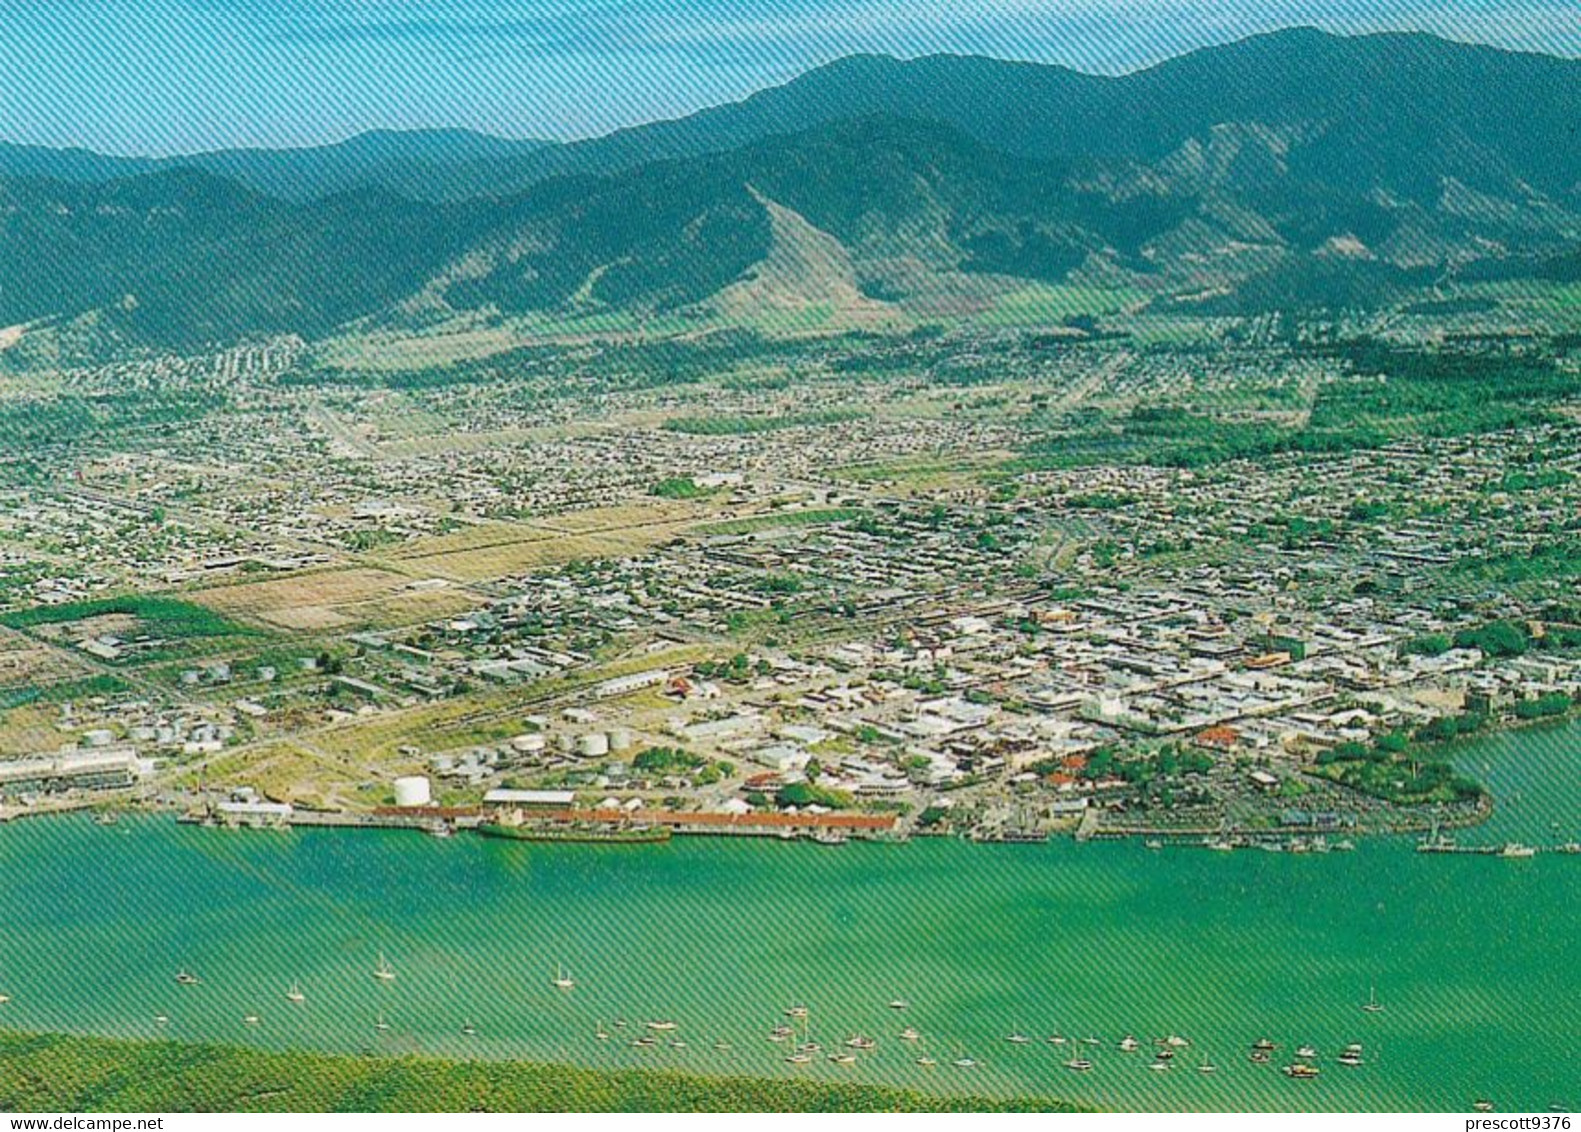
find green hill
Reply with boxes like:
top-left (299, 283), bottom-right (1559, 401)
top-left (3, 29), bottom-right (1579, 355)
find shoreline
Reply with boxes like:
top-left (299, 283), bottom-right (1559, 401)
top-left (6, 711), bottom-right (1578, 848)
top-left (8, 800), bottom-right (1576, 858)
top-left (0, 1029), bottom-right (1082, 1113)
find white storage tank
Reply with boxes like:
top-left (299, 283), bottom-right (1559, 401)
top-left (607, 726), bottom-right (635, 753)
top-left (510, 732), bottom-right (546, 754)
top-left (577, 732), bottom-right (611, 758)
top-left (393, 775), bottom-right (432, 808)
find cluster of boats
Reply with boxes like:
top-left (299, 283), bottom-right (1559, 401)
top-left (1168, 835), bottom-right (1357, 854)
top-left (1248, 1037), bottom-right (1366, 1078)
top-left (1416, 824), bottom-right (1581, 857)
top-left (88, 967), bottom-right (1386, 1090)
top-left (721, 997), bottom-right (1384, 1080)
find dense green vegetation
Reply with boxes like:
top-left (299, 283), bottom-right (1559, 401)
top-left (1401, 633), bottom-right (1453, 657)
top-left (1513, 693), bottom-right (1573, 720)
top-left (775, 781), bottom-right (855, 810)
top-left (1312, 732), bottom-right (1484, 806)
top-left (0, 1031), bottom-right (1077, 1112)
top-left (649, 476), bottom-right (708, 499)
top-left (1452, 620), bottom-right (1532, 658)
top-left (0, 595), bottom-right (254, 640)
top-left (631, 746), bottom-right (735, 785)
top-left (1015, 345), bottom-right (1578, 471)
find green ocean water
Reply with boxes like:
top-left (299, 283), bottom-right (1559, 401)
top-left (1, 720), bottom-right (1577, 1112)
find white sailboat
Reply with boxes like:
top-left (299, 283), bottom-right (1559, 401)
top-left (285, 981), bottom-right (305, 1004)
top-left (1363, 985), bottom-right (1384, 1013)
top-left (785, 1017), bottom-right (813, 1066)
top-left (373, 953), bottom-right (396, 982)
top-left (551, 964), bottom-right (575, 990)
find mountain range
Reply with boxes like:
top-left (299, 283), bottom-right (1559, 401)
top-left (2, 28), bottom-right (1579, 357)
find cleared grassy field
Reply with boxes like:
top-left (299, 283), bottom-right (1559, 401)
top-left (973, 283), bottom-right (1148, 327)
top-left (389, 503), bottom-right (716, 581)
top-left (188, 741), bottom-right (374, 810)
top-left (392, 526), bottom-right (687, 582)
top-left (189, 567), bottom-right (475, 632)
top-left (693, 507), bottom-right (864, 537)
top-left (0, 629), bottom-right (85, 688)
top-left (0, 1030), bottom-right (1078, 1113)
top-left (519, 500), bottom-right (708, 534)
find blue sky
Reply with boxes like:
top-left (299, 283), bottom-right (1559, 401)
top-left (1, 0), bottom-right (1578, 155)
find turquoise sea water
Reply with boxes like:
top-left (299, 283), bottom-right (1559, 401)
top-left (1, 720), bottom-right (1577, 1112)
